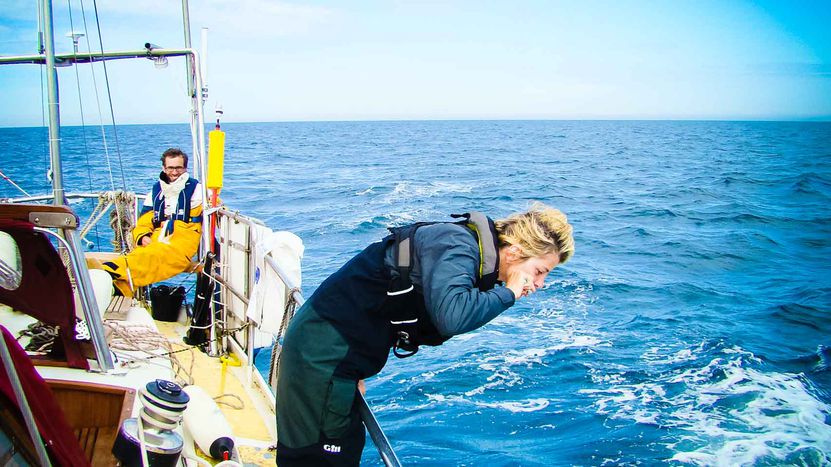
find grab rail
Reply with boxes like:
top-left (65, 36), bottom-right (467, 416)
top-left (357, 391), bottom-right (403, 467)
top-left (34, 226), bottom-right (114, 371)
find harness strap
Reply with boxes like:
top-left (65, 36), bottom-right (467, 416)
top-left (388, 222), bottom-right (435, 295)
top-left (150, 178), bottom-right (200, 233)
top-left (152, 214), bottom-right (203, 227)
top-left (385, 221), bottom-right (439, 358)
top-left (384, 212), bottom-right (499, 358)
top-left (452, 212), bottom-right (499, 284)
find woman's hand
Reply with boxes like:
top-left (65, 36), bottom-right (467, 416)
top-left (358, 379), bottom-right (366, 396)
top-left (505, 270), bottom-right (535, 299)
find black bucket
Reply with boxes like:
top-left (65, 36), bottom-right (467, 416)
top-left (150, 285), bottom-right (186, 322)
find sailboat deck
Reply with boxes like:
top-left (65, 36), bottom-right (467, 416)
top-left (154, 320), bottom-right (277, 465)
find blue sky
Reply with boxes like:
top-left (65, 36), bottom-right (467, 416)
top-left (1, 0), bottom-right (829, 126)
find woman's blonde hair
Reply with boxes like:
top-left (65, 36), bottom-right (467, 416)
top-left (494, 202), bottom-right (574, 264)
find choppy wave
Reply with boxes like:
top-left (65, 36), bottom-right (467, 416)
top-left (4, 120), bottom-right (830, 466)
top-left (583, 342), bottom-right (831, 466)
top-left (383, 181), bottom-right (475, 202)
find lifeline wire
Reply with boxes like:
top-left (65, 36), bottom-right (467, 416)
top-left (0, 169), bottom-right (31, 197)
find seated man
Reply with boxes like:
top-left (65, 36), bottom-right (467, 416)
top-left (102, 148), bottom-right (203, 296)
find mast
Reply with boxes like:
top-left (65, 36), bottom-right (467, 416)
top-left (181, 0), bottom-right (194, 99)
top-left (40, 0), bottom-right (64, 205)
top-left (179, 0), bottom-right (215, 354)
top-left (180, 0), bottom-right (207, 238)
top-left (36, 0), bottom-right (115, 372)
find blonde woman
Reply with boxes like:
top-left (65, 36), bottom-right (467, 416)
top-left (276, 203), bottom-right (574, 466)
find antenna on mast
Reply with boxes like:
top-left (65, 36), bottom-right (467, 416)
top-left (66, 31), bottom-right (84, 54)
top-left (215, 105), bottom-right (223, 129)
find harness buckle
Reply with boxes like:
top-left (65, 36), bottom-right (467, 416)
top-left (393, 330), bottom-right (418, 358)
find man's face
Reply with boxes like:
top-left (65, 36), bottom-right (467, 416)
top-left (163, 155), bottom-right (187, 182)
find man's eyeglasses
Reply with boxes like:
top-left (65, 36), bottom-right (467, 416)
top-left (164, 166), bottom-right (186, 172)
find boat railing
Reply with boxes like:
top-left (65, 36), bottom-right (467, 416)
top-left (0, 48), bottom-right (197, 67)
top-left (1, 191), bottom-right (142, 251)
top-left (2, 193), bottom-right (102, 203)
top-left (213, 208), bottom-right (283, 399)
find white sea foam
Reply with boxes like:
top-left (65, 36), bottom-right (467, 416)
top-left (408, 317), bottom-right (604, 410)
top-left (383, 181), bottom-right (474, 202)
top-left (424, 393), bottom-right (551, 413)
top-left (478, 398), bottom-right (550, 413)
top-left (337, 210), bottom-right (418, 233)
top-left (355, 186), bottom-right (374, 195)
top-left (582, 345), bottom-right (831, 466)
top-left (642, 345), bottom-right (698, 365)
top-left (670, 367), bottom-right (831, 465)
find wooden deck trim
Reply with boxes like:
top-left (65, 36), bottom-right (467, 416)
top-left (0, 203), bottom-right (78, 223)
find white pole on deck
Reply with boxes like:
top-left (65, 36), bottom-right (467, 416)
top-left (201, 27), bottom-right (209, 97)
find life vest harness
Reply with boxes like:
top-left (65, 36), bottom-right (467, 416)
top-left (144, 177), bottom-right (203, 236)
top-left (384, 212), bottom-right (500, 358)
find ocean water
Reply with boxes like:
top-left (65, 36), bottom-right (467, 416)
top-left (1, 120), bottom-right (830, 466)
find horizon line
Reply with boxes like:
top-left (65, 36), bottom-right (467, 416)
top-left (2, 116), bottom-right (831, 129)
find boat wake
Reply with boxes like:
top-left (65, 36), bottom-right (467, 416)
top-left (581, 342), bottom-right (831, 466)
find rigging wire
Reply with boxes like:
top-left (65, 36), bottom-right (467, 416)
top-left (36, 0), bottom-right (51, 191)
top-left (89, 0), bottom-right (129, 193)
top-left (67, 0), bottom-right (101, 250)
top-left (79, 0), bottom-right (117, 192)
top-left (0, 170), bottom-right (32, 197)
top-left (67, 1), bottom-right (94, 190)
top-left (84, 0), bottom-right (137, 282)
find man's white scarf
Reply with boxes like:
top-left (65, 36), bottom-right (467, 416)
top-left (158, 172), bottom-right (189, 216)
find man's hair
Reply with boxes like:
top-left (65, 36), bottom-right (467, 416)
top-left (495, 202), bottom-right (575, 264)
top-left (161, 148), bottom-right (188, 168)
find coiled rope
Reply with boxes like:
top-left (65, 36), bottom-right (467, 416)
top-left (18, 322), bottom-right (60, 354)
top-left (104, 319), bottom-right (252, 411)
top-left (109, 191), bottom-right (137, 252)
top-left (77, 191), bottom-right (136, 252)
top-left (105, 320), bottom-right (194, 387)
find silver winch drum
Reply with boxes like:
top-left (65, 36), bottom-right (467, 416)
top-left (112, 379), bottom-right (189, 467)
top-left (111, 418), bottom-right (184, 467)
